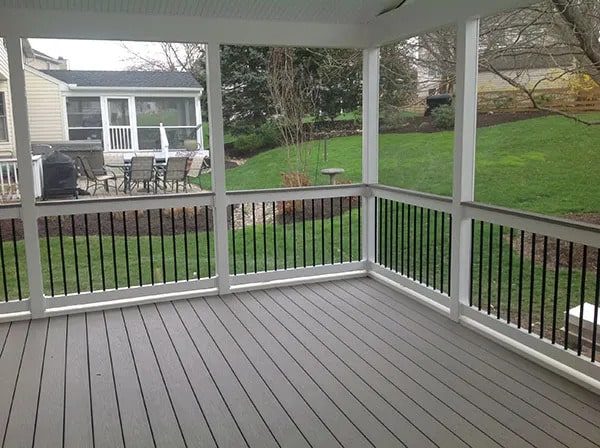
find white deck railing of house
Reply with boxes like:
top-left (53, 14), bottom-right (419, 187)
top-left (109, 126), bottom-right (134, 150)
top-left (0, 155), bottom-right (43, 202)
top-left (0, 183), bottom-right (598, 389)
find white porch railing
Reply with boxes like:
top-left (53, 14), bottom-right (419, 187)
top-left (0, 183), bottom-right (599, 390)
top-left (0, 155), bottom-right (43, 202)
top-left (109, 126), bottom-right (134, 150)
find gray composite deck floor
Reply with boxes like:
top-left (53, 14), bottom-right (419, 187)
top-left (0, 278), bottom-right (599, 448)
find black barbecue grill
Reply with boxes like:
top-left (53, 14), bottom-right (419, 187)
top-left (42, 151), bottom-right (78, 199)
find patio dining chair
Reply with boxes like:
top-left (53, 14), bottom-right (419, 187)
top-left (103, 152), bottom-right (127, 192)
top-left (77, 156), bottom-right (117, 195)
top-left (186, 152), bottom-right (208, 190)
top-left (128, 156), bottom-right (156, 193)
top-left (156, 156), bottom-right (189, 193)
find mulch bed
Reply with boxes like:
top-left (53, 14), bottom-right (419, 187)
top-left (275, 195), bottom-right (360, 224)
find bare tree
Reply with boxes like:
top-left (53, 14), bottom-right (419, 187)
top-left (267, 48), bottom-right (319, 187)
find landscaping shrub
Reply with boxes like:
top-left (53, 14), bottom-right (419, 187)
top-left (380, 106), bottom-right (411, 132)
top-left (431, 104), bottom-right (455, 130)
top-left (231, 121), bottom-right (281, 157)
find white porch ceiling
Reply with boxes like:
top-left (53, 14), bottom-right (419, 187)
top-left (0, 0), bottom-right (539, 48)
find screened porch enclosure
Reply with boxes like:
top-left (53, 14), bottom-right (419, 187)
top-left (0, 1), bottom-right (598, 445)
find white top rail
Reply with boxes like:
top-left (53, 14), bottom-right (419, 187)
top-left (370, 184), bottom-right (453, 213)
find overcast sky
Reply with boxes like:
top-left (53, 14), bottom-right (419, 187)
top-left (28, 38), bottom-right (165, 70)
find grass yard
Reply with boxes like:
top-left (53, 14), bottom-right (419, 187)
top-left (199, 114), bottom-right (600, 216)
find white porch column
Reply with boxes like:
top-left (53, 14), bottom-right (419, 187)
top-left (6, 37), bottom-right (45, 317)
top-left (450, 18), bottom-right (480, 322)
top-left (205, 42), bottom-right (231, 294)
top-left (362, 48), bottom-right (380, 265)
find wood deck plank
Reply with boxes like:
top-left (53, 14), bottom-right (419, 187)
top-left (335, 279), bottom-right (600, 444)
top-left (33, 316), bottom-right (67, 448)
top-left (86, 311), bottom-right (125, 448)
top-left (260, 287), bottom-right (495, 448)
top-left (103, 309), bottom-right (154, 448)
top-left (192, 296), bottom-right (343, 448)
top-left (64, 314), bottom-right (94, 448)
top-left (0, 321), bottom-right (29, 446)
top-left (3, 319), bottom-right (47, 448)
top-left (121, 306), bottom-right (186, 448)
top-left (137, 303), bottom-right (217, 448)
top-left (177, 299), bottom-right (308, 448)
top-left (155, 301), bottom-right (256, 448)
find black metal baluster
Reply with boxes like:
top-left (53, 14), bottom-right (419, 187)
top-left (357, 197), bottom-right (362, 260)
top-left (263, 203), bottom-right (268, 272)
top-left (518, 230), bottom-right (525, 328)
top-left (147, 210), bottom-right (154, 285)
top-left (205, 206), bottom-right (212, 278)
top-left (194, 207), bottom-right (200, 279)
top-left (552, 239), bottom-right (561, 344)
top-left (330, 197), bottom-right (334, 265)
top-left (58, 216), bottom-right (67, 296)
top-left (231, 205), bottom-right (237, 276)
top-left (84, 215), bottom-right (95, 292)
top-left (135, 211), bottom-right (142, 286)
top-left (110, 212), bottom-right (118, 289)
top-left (252, 203), bottom-right (258, 273)
top-left (406, 204), bottom-right (411, 278)
top-left (0, 223), bottom-right (8, 301)
top-left (447, 215), bottom-right (452, 293)
top-left (282, 201), bottom-right (287, 270)
top-left (122, 212), bottom-right (131, 288)
top-left (383, 199), bottom-right (389, 268)
top-left (401, 203), bottom-right (406, 275)
top-left (312, 199), bottom-right (316, 266)
top-left (182, 208), bottom-right (189, 281)
top-left (565, 242), bottom-right (574, 350)
top-left (273, 202), bottom-right (278, 271)
top-left (528, 233), bottom-right (537, 333)
top-left (540, 236), bottom-right (548, 338)
top-left (577, 246), bottom-right (588, 356)
top-left (487, 223), bottom-right (494, 315)
top-left (96, 213), bottom-right (106, 290)
top-left (170, 209), bottom-right (177, 282)
top-left (321, 198), bottom-right (325, 266)
top-left (507, 228), bottom-right (514, 324)
top-left (159, 210), bottom-right (166, 283)
top-left (497, 225), bottom-right (503, 319)
top-left (241, 203), bottom-right (248, 274)
top-left (395, 202), bottom-right (400, 272)
top-left (420, 206), bottom-right (424, 283)
top-left (432, 210), bottom-right (437, 289)
top-left (339, 197), bottom-right (343, 264)
top-left (592, 248), bottom-right (600, 362)
top-left (469, 220), bottom-right (475, 307)
top-left (413, 206), bottom-right (418, 279)
top-left (302, 200), bottom-right (307, 268)
top-left (440, 212), bottom-right (445, 294)
top-left (426, 209), bottom-right (431, 284)
top-left (349, 197), bottom-right (353, 263)
top-left (477, 221), bottom-right (484, 311)
top-left (44, 217), bottom-right (54, 297)
top-left (71, 215), bottom-right (80, 294)
top-left (292, 201), bottom-right (297, 269)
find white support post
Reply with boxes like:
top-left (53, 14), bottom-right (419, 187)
top-left (362, 48), bottom-right (380, 265)
top-left (205, 42), bottom-right (231, 294)
top-left (450, 18), bottom-right (480, 322)
top-left (6, 37), bottom-right (45, 317)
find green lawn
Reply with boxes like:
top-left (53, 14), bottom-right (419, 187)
top-left (199, 114), bottom-right (600, 216)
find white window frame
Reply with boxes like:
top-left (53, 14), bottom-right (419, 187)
top-left (0, 92), bottom-right (8, 142)
top-left (65, 96), bottom-right (103, 144)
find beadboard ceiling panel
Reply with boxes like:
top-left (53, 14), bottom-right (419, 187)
top-left (0, 0), bottom-right (405, 25)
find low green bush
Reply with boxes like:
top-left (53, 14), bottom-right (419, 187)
top-left (231, 121), bottom-right (281, 156)
top-left (431, 104), bottom-right (455, 130)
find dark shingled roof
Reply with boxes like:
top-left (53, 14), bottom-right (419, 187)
top-left (41, 70), bottom-right (201, 89)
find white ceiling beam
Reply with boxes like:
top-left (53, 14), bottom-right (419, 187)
top-left (0, 8), bottom-right (369, 48)
top-left (367, 0), bottom-right (540, 45)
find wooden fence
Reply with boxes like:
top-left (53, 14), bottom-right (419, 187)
top-left (478, 88), bottom-right (600, 113)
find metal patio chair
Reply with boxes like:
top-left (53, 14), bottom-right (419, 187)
top-left (128, 156), bottom-right (156, 193)
top-left (77, 156), bottom-right (116, 195)
top-left (156, 156), bottom-right (189, 193)
top-left (185, 152), bottom-right (208, 190)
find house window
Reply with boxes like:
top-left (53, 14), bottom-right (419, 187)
top-left (0, 92), bottom-right (7, 142)
top-left (135, 97), bottom-right (197, 149)
top-left (66, 97), bottom-right (103, 142)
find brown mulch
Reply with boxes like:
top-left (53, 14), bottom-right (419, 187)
top-left (510, 212), bottom-right (600, 271)
top-left (275, 195), bottom-right (360, 225)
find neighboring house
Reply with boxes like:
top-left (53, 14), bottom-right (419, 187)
top-left (0, 39), bottom-right (204, 157)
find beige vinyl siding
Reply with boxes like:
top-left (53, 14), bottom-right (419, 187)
top-left (24, 69), bottom-right (66, 141)
top-left (478, 68), bottom-right (571, 92)
top-left (0, 80), bottom-right (15, 157)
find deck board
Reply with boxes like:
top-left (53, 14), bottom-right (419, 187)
top-left (0, 278), bottom-right (599, 448)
